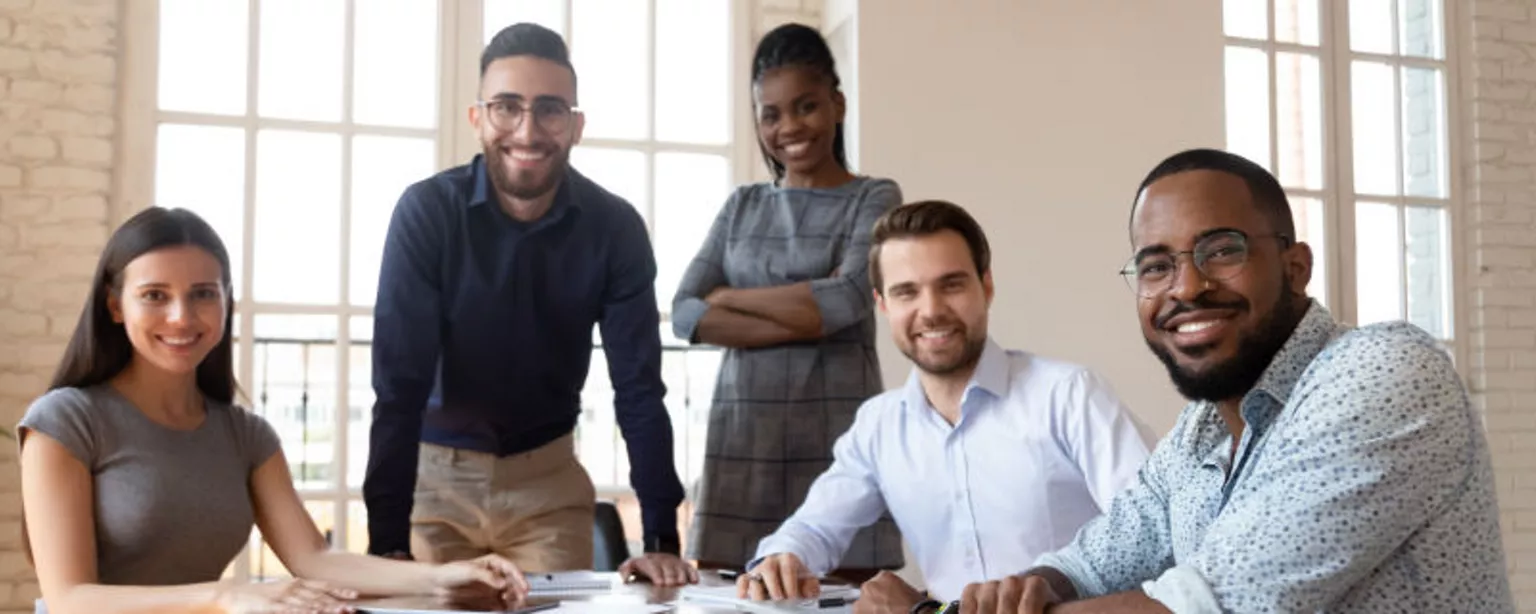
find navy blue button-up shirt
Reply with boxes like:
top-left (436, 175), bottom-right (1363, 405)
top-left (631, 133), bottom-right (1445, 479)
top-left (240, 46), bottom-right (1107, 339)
top-left (363, 154), bottom-right (684, 556)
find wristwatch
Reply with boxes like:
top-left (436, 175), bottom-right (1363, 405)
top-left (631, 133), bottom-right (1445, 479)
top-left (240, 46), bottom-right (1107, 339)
top-left (909, 599), bottom-right (944, 614)
top-left (644, 535), bottom-right (681, 555)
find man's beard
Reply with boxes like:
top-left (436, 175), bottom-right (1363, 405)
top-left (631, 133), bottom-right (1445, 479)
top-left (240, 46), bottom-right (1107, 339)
top-left (485, 141), bottom-right (571, 201)
top-left (900, 319), bottom-right (987, 376)
top-left (1147, 283), bottom-right (1306, 403)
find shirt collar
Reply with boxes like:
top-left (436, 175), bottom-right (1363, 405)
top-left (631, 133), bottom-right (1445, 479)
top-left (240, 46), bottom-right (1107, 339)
top-left (1248, 299), bottom-right (1343, 407)
top-left (901, 337), bottom-right (1011, 414)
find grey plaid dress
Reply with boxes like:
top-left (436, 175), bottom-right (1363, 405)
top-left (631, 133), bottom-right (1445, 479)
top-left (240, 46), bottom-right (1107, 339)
top-left (670, 176), bottom-right (904, 569)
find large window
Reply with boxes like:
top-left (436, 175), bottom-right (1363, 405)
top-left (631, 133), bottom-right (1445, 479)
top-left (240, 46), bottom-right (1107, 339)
top-left (130, 0), bottom-right (743, 578)
top-left (1223, 0), bottom-right (1458, 354)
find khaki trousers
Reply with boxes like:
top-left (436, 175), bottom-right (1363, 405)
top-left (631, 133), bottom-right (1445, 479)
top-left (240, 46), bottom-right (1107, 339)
top-left (408, 434), bottom-right (596, 572)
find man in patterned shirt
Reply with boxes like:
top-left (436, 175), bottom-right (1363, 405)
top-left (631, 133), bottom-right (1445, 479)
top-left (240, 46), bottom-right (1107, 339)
top-left (960, 149), bottom-right (1513, 613)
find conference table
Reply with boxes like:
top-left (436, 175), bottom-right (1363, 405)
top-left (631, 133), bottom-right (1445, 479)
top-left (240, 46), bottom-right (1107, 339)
top-left (355, 571), bottom-right (858, 613)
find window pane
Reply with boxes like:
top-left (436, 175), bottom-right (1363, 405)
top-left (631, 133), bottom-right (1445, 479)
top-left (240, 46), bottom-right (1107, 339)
top-left (155, 124), bottom-right (246, 294)
top-left (347, 343), bottom-right (373, 489)
top-left (350, 136), bottom-right (436, 306)
top-left (654, 153), bottom-right (730, 313)
top-left (578, 347), bottom-right (620, 487)
top-left (254, 130), bottom-right (342, 304)
top-left (656, 0), bottom-right (729, 145)
top-left (1275, 0), bottom-right (1320, 46)
top-left (666, 347), bottom-right (720, 487)
top-left (346, 500), bottom-right (370, 553)
top-left (1399, 0), bottom-right (1443, 59)
top-left (1224, 46), bottom-right (1271, 171)
top-left (251, 315), bottom-right (340, 492)
top-left (1349, 0), bottom-right (1394, 54)
top-left (1405, 205), bottom-right (1449, 338)
top-left (1351, 61), bottom-right (1398, 196)
top-left (158, 0), bottom-right (248, 115)
top-left (571, 147), bottom-right (648, 223)
top-left (1291, 196), bottom-right (1328, 308)
top-left (1401, 67), bottom-right (1446, 198)
top-left (1355, 202), bottom-right (1403, 326)
top-left (571, 0), bottom-right (648, 139)
top-left (354, 0), bottom-right (439, 128)
top-left (258, 0), bottom-right (344, 121)
top-left (1276, 52), bottom-right (1323, 190)
top-left (1223, 0), bottom-right (1267, 39)
top-left (484, 0), bottom-right (566, 43)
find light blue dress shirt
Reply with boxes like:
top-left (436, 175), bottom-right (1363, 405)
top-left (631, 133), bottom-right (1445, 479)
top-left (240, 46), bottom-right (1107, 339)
top-left (752, 339), bottom-right (1152, 600)
top-left (1037, 301), bottom-right (1514, 612)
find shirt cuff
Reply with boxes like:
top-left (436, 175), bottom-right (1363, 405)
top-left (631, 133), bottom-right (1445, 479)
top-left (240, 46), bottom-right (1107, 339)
top-left (1140, 565), bottom-right (1222, 614)
top-left (1032, 552), bottom-right (1105, 600)
top-left (751, 533), bottom-right (829, 577)
top-left (671, 296), bottom-right (711, 343)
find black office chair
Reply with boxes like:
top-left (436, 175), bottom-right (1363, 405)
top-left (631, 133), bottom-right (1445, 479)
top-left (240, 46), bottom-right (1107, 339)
top-left (593, 499), bottom-right (629, 571)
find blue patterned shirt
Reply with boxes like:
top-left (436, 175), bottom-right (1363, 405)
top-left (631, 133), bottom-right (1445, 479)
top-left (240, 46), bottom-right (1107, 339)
top-left (1036, 301), bottom-right (1513, 612)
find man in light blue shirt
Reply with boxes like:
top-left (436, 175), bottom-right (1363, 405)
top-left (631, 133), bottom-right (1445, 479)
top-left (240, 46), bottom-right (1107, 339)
top-left (736, 200), bottom-right (1152, 608)
top-left (963, 149), bottom-right (1513, 613)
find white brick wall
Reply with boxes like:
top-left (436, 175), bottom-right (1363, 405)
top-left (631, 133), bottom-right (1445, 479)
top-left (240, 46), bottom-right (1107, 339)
top-left (0, 0), bottom-right (117, 611)
top-left (1466, 1), bottom-right (1536, 611)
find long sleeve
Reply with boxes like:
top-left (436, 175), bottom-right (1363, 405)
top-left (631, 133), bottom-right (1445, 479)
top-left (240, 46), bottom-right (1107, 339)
top-left (1182, 327), bottom-right (1482, 611)
top-left (600, 206), bottom-right (686, 553)
top-left (1033, 410), bottom-right (1186, 598)
top-left (807, 179), bottom-right (901, 334)
top-left (362, 186), bottom-right (445, 556)
top-left (670, 189), bottom-right (740, 343)
top-left (1052, 369), bottom-right (1153, 510)
top-left (752, 400), bottom-right (890, 574)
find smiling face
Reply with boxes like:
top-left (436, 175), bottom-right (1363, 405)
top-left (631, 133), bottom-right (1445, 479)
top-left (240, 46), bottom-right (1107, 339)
top-left (753, 65), bottom-right (845, 180)
top-left (107, 245), bottom-right (229, 378)
top-left (875, 230), bottom-right (994, 378)
top-left (1130, 169), bottom-right (1312, 402)
top-left (470, 55), bottom-right (584, 202)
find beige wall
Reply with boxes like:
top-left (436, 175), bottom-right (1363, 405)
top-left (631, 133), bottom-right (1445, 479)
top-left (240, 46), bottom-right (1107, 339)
top-left (846, 0), bottom-right (1225, 432)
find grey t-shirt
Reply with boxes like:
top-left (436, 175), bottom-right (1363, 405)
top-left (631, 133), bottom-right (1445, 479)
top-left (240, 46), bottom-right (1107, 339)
top-left (18, 385), bottom-right (282, 587)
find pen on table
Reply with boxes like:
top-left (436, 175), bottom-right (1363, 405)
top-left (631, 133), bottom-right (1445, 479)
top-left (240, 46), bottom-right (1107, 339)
top-left (817, 596), bottom-right (856, 608)
top-left (718, 569), bottom-right (741, 580)
top-left (514, 602), bottom-right (560, 613)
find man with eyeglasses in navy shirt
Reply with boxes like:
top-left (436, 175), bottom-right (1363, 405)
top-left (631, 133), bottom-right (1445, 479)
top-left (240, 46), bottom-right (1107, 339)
top-left (363, 23), bottom-right (696, 587)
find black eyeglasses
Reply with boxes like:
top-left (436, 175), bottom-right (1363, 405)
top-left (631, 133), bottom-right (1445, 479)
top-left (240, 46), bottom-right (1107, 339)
top-left (1118, 230), bottom-right (1291, 298)
top-left (476, 97), bottom-right (579, 134)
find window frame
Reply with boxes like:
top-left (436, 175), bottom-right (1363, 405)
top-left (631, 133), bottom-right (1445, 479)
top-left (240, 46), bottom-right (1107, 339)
top-left (118, 0), bottom-right (758, 579)
top-left (1222, 0), bottom-right (1467, 370)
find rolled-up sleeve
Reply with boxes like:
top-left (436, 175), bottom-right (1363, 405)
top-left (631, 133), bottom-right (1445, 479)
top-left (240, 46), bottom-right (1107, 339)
top-left (809, 178), bottom-right (901, 335)
top-left (670, 189), bottom-right (741, 343)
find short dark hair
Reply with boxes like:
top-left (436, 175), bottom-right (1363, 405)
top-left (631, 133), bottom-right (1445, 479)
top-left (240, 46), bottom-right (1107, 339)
top-left (751, 22), bottom-right (848, 180)
top-left (1131, 148), bottom-right (1296, 240)
top-left (481, 22), bottom-right (578, 95)
top-left (869, 200), bottom-right (991, 294)
top-left (50, 206), bottom-right (237, 402)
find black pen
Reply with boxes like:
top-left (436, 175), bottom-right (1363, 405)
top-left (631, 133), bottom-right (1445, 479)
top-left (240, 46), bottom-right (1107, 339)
top-left (718, 569), bottom-right (741, 580)
top-left (818, 596), bottom-right (856, 608)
